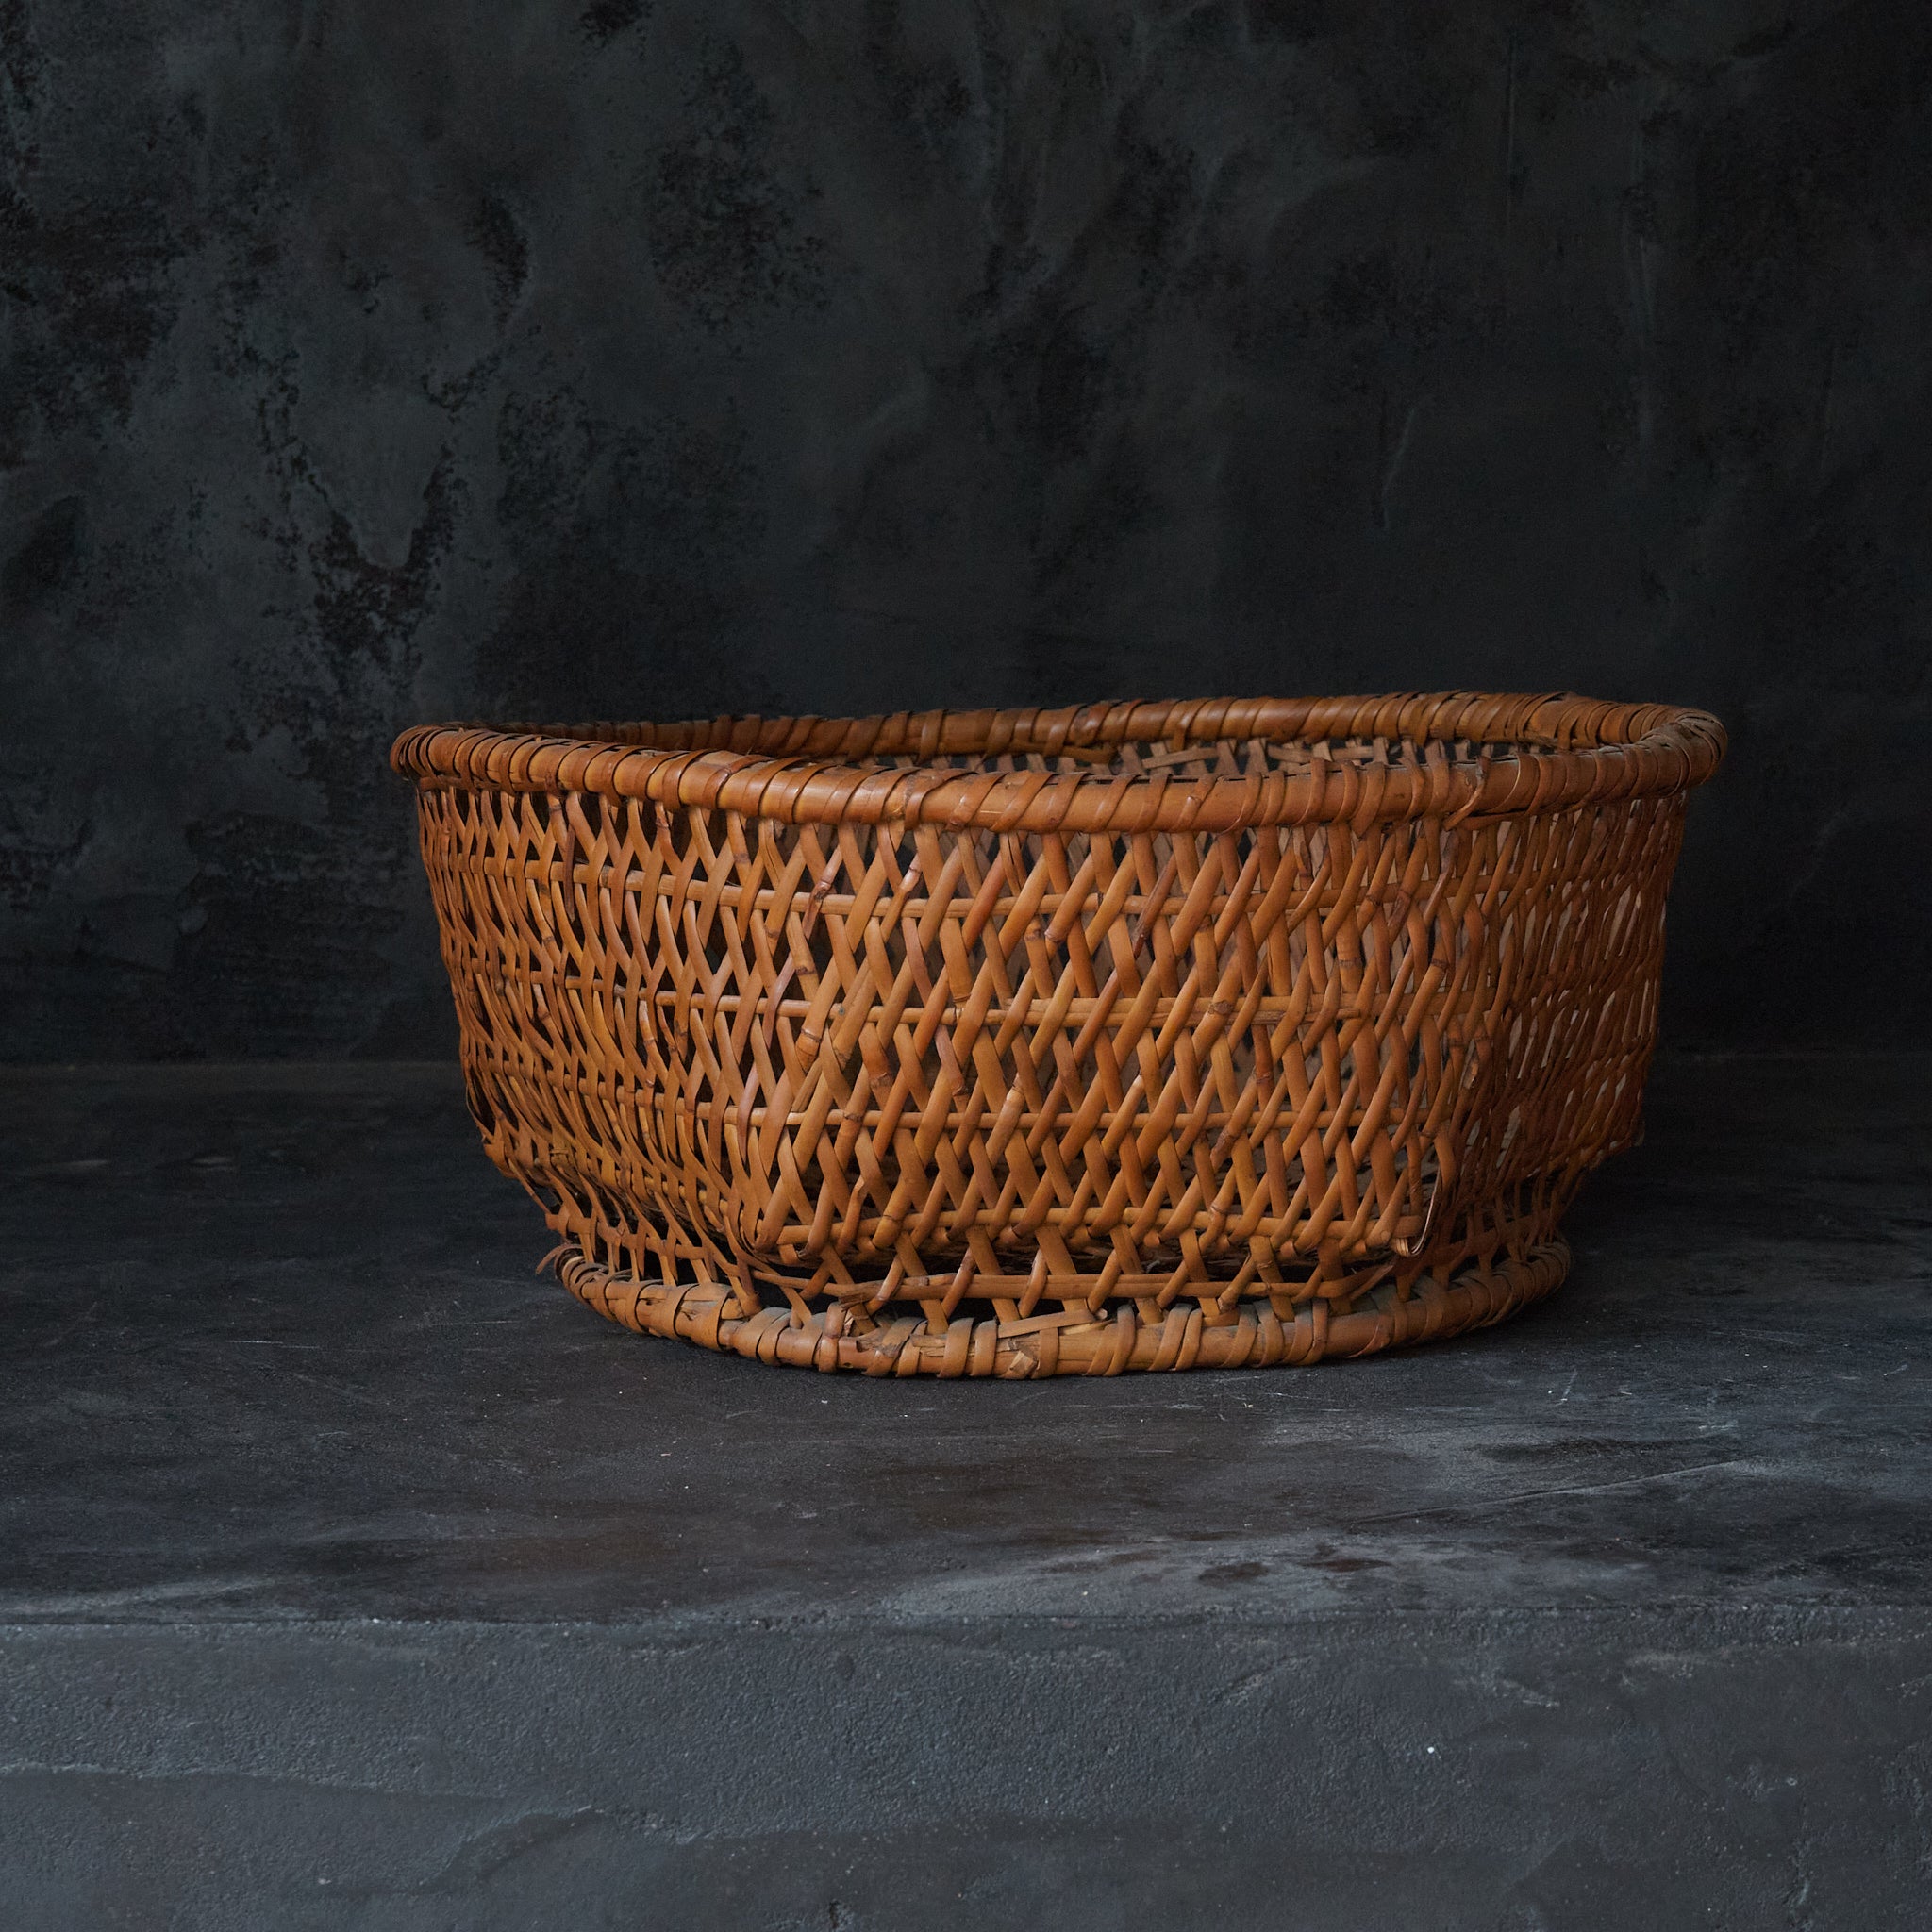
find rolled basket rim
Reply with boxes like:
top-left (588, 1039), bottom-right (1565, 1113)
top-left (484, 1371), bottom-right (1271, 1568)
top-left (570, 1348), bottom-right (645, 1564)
top-left (391, 691), bottom-right (1724, 834)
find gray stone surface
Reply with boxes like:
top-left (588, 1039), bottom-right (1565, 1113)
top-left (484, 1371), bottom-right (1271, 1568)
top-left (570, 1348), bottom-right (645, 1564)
top-left (3, 0), bottom-right (1929, 1058)
top-left (2, 1052), bottom-right (1928, 1925)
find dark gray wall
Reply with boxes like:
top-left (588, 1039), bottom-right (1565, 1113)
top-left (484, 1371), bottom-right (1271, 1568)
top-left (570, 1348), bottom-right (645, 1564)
top-left (2, 0), bottom-right (1925, 1058)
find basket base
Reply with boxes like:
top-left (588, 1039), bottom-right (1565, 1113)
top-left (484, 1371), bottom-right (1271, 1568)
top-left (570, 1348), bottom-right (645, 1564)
top-left (547, 1241), bottom-right (1569, 1376)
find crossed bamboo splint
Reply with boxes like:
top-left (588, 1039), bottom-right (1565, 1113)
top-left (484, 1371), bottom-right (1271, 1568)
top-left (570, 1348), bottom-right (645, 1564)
top-left (394, 693), bottom-right (1723, 1376)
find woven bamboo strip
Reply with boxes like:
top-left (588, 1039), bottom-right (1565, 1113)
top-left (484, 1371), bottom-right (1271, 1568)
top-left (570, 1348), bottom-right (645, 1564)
top-left (395, 693), bottom-right (1722, 1374)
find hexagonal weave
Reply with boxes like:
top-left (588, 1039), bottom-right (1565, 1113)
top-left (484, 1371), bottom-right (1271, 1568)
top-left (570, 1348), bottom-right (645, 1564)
top-left (393, 693), bottom-right (1722, 1376)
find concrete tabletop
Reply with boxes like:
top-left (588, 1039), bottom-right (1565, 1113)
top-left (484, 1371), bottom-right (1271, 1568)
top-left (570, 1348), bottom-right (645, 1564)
top-left (4, 1053), bottom-right (1927, 1927)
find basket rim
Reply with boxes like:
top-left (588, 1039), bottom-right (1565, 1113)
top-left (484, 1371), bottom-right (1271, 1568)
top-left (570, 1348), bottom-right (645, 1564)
top-left (391, 691), bottom-right (1724, 833)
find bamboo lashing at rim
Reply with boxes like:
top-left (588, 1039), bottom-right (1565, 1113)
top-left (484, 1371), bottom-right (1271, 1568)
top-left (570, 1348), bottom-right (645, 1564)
top-left (394, 693), bottom-right (1724, 1376)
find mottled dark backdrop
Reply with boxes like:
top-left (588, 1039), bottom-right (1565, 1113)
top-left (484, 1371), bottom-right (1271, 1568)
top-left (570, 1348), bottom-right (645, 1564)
top-left (1, 0), bottom-right (1924, 1058)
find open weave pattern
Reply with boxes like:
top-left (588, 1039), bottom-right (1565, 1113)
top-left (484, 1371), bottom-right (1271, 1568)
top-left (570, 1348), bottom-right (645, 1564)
top-left (394, 693), bottom-right (1723, 1375)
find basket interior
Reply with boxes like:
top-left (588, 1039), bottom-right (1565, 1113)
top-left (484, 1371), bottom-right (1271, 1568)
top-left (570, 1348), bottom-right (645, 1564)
top-left (544, 720), bottom-right (1546, 785)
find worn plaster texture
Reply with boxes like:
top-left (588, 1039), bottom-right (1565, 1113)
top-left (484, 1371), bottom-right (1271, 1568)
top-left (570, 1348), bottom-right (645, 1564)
top-left (1, 1), bottom-right (1927, 1058)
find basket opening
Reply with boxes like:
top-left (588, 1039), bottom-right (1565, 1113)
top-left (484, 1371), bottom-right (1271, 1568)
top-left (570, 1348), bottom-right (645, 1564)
top-left (555, 724), bottom-right (1542, 787)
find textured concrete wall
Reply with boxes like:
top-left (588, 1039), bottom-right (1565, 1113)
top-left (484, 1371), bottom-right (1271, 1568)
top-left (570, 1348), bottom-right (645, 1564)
top-left (1, 0), bottom-right (1925, 1058)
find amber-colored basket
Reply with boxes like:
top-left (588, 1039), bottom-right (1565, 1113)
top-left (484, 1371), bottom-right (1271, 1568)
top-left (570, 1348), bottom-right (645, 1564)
top-left (393, 693), bottom-right (1722, 1377)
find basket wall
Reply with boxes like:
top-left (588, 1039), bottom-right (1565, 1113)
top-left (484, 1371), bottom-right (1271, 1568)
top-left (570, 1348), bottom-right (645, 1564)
top-left (401, 698), bottom-right (1715, 1375)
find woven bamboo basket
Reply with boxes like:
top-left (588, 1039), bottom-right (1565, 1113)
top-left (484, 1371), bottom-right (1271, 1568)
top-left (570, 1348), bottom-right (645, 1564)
top-left (394, 693), bottom-right (1723, 1377)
